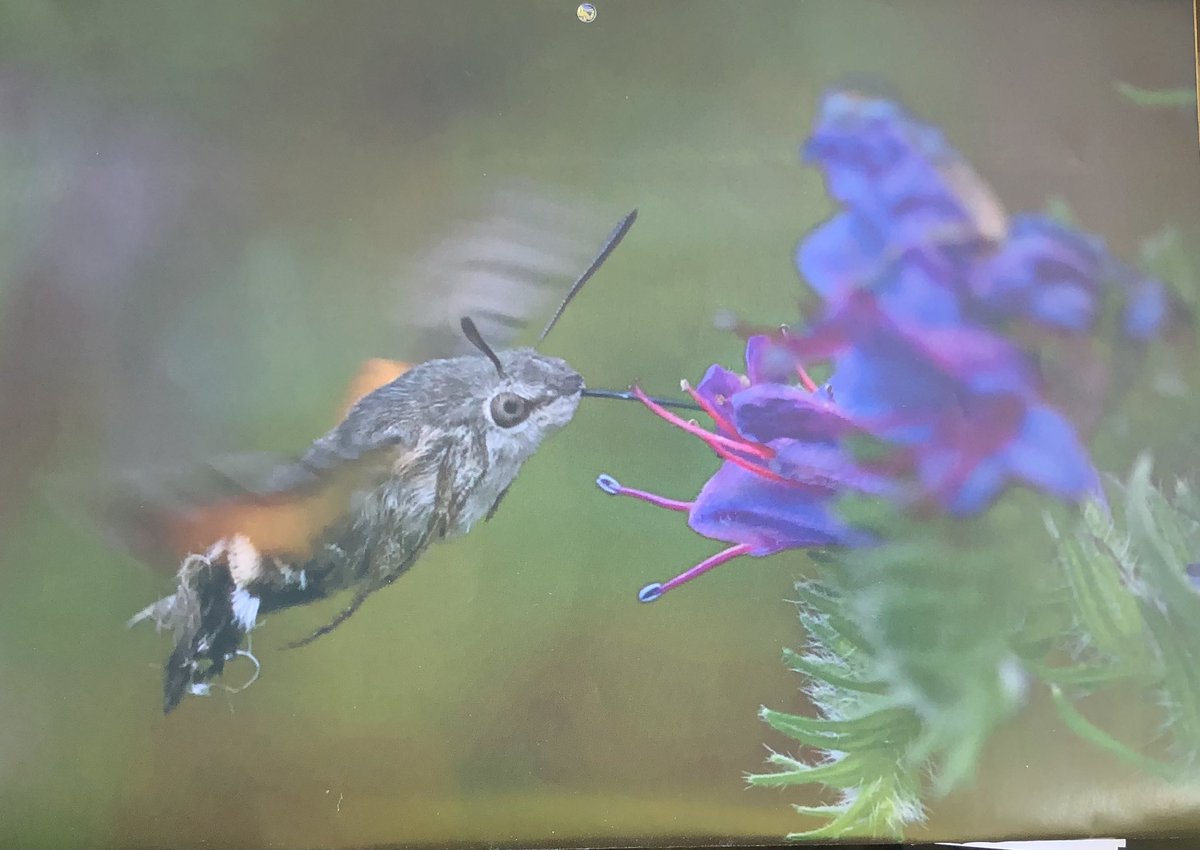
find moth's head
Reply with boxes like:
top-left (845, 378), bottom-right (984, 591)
top-left (448, 318), bottom-right (583, 459)
top-left (489, 347), bottom-right (583, 433)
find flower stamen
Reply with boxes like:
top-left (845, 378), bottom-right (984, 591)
top-left (595, 474), bottom-right (693, 512)
top-left (632, 385), bottom-right (774, 459)
top-left (680, 378), bottom-right (738, 435)
top-left (638, 543), bottom-right (757, 602)
top-left (709, 442), bottom-right (796, 486)
top-left (795, 364), bottom-right (821, 393)
top-left (779, 324), bottom-right (814, 393)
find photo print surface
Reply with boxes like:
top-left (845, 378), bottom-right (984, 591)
top-left (0, 1), bottom-right (1198, 847)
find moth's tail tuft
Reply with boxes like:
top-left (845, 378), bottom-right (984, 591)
top-left (130, 550), bottom-right (258, 713)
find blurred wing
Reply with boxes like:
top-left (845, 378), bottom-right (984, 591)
top-left (70, 357), bottom-right (419, 573)
top-left (72, 451), bottom-right (383, 572)
top-left (338, 357), bottom-right (413, 419)
top-left (937, 158), bottom-right (1009, 245)
top-left (65, 185), bottom-right (619, 572)
top-left (396, 185), bottom-right (619, 360)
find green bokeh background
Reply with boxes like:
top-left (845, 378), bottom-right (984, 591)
top-left (0, 2), bottom-right (1196, 847)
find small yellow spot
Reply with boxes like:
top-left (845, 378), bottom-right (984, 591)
top-left (576, 3), bottom-right (597, 23)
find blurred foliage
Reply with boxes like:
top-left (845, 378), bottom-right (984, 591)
top-left (748, 497), bottom-right (1044, 839)
top-left (1141, 227), bottom-right (1199, 316)
top-left (752, 452), bottom-right (1200, 838)
top-left (1044, 457), bottom-right (1200, 774)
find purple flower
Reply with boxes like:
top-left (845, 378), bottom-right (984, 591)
top-left (968, 214), bottom-right (1107, 332)
top-left (801, 89), bottom-right (1170, 342)
top-left (1118, 271), bottom-right (1169, 342)
top-left (784, 290), bottom-right (1103, 514)
top-left (596, 339), bottom-right (879, 602)
top-left (781, 88), bottom-right (1152, 513)
top-left (970, 214), bottom-right (1169, 340)
top-left (596, 88), bottom-right (1166, 603)
top-left (802, 91), bottom-right (1005, 252)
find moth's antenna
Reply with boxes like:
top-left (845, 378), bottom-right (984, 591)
top-left (538, 209), bottom-right (638, 343)
top-left (460, 316), bottom-right (506, 377)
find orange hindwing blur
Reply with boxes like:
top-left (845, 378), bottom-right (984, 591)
top-left (146, 358), bottom-right (412, 567)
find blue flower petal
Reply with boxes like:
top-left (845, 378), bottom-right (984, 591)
top-left (1028, 283), bottom-right (1095, 331)
top-left (1003, 404), bottom-right (1101, 503)
top-left (731, 384), bottom-right (856, 444)
top-left (938, 453), bottom-right (1009, 516)
top-left (745, 335), bottom-right (798, 385)
top-left (901, 323), bottom-right (1034, 396)
top-left (772, 440), bottom-right (897, 497)
top-left (1122, 275), bottom-right (1168, 341)
top-left (795, 212), bottom-right (885, 301)
top-left (805, 90), bottom-right (1000, 247)
top-left (917, 402), bottom-right (1101, 515)
top-left (874, 258), bottom-right (964, 326)
top-left (687, 461), bottom-right (865, 554)
top-left (969, 214), bottom-right (1104, 331)
top-left (695, 363), bottom-right (744, 408)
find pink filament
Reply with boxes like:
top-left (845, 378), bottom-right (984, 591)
top-left (709, 441), bottom-right (797, 486)
top-left (660, 543), bottom-right (756, 593)
top-left (796, 364), bottom-right (820, 393)
top-left (682, 381), bottom-right (738, 436)
top-left (632, 385), bottom-right (774, 459)
top-left (610, 483), bottom-right (692, 513)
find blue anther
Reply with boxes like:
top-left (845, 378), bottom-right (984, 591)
top-left (596, 473), bottom-right (622, 495)
top-left (638, 583), bottom-right (663, 603)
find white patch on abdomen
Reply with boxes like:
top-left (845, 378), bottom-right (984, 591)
top-left (230, 588), bottom-right (261, 631)
top-left (206, 534), bottom-right (264, 586)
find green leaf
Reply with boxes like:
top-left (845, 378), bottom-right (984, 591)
top-left (1115, 81), bottom-right (1198, 108)
top-left (793, 584), bottom-right (874, 656)
top-left (782, 647), bottom-right (888, 695)
top-left (1139, 227), bottom-right (1196, 312)
top-left (759, 706), bottom-right (919, 751)
top-left (1054, 517), bottom-right (1143, 654)
top-left (1028, 658), bottom-right (1145, 688)
top-left (747, 751), bottom-right (890, 790)
top-left (786, 784), bottom-right (885, 840)
top-left (1049, 685), bottom-right (1182, 780)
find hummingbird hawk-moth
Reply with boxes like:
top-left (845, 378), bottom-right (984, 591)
top-left (94, 197), bottom-right (696, 713)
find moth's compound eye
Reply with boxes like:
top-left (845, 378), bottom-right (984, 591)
top-left (490, 392), bottom-right (531, 428)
